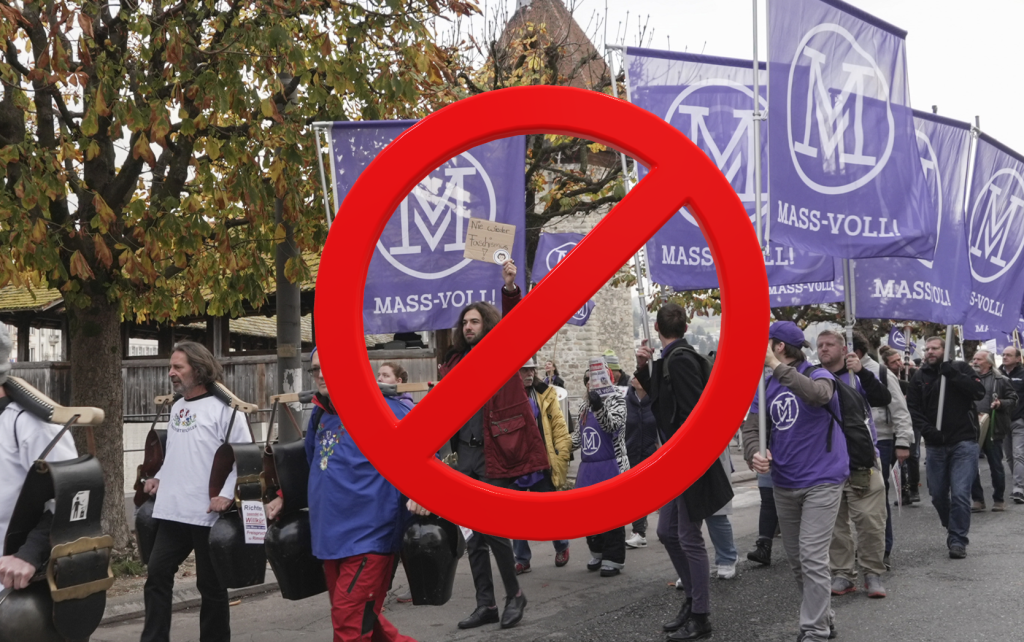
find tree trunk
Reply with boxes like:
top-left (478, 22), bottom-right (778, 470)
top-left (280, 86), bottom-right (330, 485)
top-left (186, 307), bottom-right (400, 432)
top-left (67, 295), bottom-right (132, 554)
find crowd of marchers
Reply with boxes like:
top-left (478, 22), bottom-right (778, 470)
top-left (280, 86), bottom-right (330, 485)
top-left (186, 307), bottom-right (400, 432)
top-left (2, 260), bottom-right (1020, 642)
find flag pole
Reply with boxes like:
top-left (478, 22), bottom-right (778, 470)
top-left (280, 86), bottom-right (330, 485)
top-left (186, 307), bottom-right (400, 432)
top-left (606, 45), bottom-right (654, 369)
top-left (843, 259), bottom-right (856, 386)
top-left (751, 0), bottom-right (768, 458)
top-left (939, 114), bottom-right (981, 431)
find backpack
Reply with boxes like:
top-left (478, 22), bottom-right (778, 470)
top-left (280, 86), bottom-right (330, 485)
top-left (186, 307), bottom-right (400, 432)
top-left (661, 344), bottom-right (712, 430)
top-left (813, 369), bottom-right (877, 472)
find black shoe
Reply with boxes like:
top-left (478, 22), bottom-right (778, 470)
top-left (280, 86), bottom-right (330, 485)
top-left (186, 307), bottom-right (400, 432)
top-left (458, 605), bottom-right (499, 629)
top-left (663, 600), bottom-right (693, 632)
top-left (600, 567), bottom-right (621, 577)
top-left (829, 623), bottom-right (837, 639)
top-left (949, 545), bottom-right (967, 559)
top-left (747, 540), bottom-right (772, 566)
top-left (500, 592), bottom-right (526, 629)
top-left (667, 614), bottom-right (712, 640)
top-left (909, 490), bottom-right (921, 504)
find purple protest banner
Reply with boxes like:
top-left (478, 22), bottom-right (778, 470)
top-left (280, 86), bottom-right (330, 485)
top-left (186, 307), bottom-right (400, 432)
top-left (853, 112), bottom-right (973, 324)
top-left (769, 257), bottom-right (845, 307)
top-left (887, 326), bottom-right (911, 352)
top-left (329, 121), bottom-right (527, 334)
top-left (566, 299), bottom-right (596, 327)
top-left (961, 133), bottom-right (1024, 336)
top-left (531, 232), bottom-right (585, 283)
top-left (624, 47), bottom-right (834, 291)
top-left (767, 0), bottom-right (936, 259)
top-left (531, 232), bottom-right (594, 325)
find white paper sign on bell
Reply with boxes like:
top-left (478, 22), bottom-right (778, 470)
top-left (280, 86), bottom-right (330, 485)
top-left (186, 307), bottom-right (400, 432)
top-left (241, 500), bottom-right (268, 545)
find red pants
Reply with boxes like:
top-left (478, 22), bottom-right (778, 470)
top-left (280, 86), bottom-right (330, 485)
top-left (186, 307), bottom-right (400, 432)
top-left (324, 554), bottom-right (417, 642)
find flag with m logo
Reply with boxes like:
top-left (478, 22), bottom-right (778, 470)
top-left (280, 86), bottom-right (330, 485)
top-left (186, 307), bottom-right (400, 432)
top-left (767, 0), bottom-right (937, 259)
top-left (624, 47), bottom-right (833, 292)
top-left (329, 121), bottom-right (526, 334)
top-left (852, 112), bottom-right (973, 325)
top-left (961, 134), bottom-right (1024, 335)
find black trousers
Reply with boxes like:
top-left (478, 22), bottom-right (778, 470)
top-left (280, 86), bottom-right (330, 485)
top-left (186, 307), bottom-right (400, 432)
top-left (141, 519), bottom-right (230, 642)
top-left (464, 473), bottom-right (520, 608)
top-left (586, 526), bottom-right (626, 566)
top-left (757, 486), bottom-right (779, 543)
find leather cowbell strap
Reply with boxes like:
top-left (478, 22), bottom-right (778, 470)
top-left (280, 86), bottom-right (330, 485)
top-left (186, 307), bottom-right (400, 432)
top-left (260, 391), bottom-right (314, 508)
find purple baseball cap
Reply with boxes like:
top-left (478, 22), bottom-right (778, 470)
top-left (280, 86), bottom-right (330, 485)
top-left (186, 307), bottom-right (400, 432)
top-left (769, 321), bottom-right (810, 348)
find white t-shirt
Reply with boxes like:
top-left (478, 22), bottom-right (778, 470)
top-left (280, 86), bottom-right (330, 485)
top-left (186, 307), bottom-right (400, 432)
top-left (153, 392), bottom-right (252, 527)
top-left (0, 400), bottom-right (79, 545)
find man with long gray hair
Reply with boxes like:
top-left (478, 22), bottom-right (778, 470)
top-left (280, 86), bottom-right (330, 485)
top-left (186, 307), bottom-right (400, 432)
top-left (140, 341), bottom-right (253, 642)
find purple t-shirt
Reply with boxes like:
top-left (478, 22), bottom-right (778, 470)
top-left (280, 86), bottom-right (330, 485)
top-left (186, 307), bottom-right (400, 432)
top-left (751, 360), bottom-right (849, 489)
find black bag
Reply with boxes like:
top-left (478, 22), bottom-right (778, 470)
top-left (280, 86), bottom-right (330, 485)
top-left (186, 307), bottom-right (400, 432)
top-left (818, 371), bottom-right (878, 472)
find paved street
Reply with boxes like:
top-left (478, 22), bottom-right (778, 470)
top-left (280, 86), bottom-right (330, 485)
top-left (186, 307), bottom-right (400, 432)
top-left (96, 469), bottom-right (1024, 642)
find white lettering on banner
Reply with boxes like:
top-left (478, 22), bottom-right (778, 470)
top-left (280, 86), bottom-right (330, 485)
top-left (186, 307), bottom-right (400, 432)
top-left (969, 292), bottom-right (1006, 318)
top-left (371, 290), bottom-right (498, 315)
top-left (776, 201), bottom-right (900, 238)
top-left (664, 79), bottom-right (768, 229)
top-left (870, 279), bottom-right (951, 306)
top-left (968, 168), bottom-right (1024, 283)
top-left (545, 242), bottom-right (578, 271)
top-left (770, 392), bottom-right (800, 431)
top-left (769, 282), bottom-right (840, 295)
top-left (973, 324), bottom-right (990, 333)
top-left (660, 244), bottom-right (798, 268)
top-left (787, 24), bottom-right (895, 194)
top-left (376, 152), bottom-right (497, 280)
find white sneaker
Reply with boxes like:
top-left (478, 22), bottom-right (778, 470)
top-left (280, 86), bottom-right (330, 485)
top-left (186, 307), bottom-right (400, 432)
top-left (625, 533), bottom-right (648, 548)
top-left (674, 578), bottom-right (684, 590)
top-left (717, 563), bottom-right (736, 579)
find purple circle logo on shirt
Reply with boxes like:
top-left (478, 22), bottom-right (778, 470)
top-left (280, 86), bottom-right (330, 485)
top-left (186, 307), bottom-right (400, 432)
top-left (769, 392), bottom-right (800, 431)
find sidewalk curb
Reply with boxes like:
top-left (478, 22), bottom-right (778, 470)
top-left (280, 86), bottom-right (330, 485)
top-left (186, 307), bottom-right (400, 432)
top-left (731, 470), bottom-right (756, 484)
top-left (101, 579), bottom-right (280, 626)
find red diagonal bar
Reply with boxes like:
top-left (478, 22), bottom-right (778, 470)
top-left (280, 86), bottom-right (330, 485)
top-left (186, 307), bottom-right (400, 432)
top-left (315, 86), bottom-right (769, 540)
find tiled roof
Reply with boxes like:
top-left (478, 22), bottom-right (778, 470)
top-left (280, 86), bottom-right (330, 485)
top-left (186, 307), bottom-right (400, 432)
top-left (0, 286), bottom-right (64, 313)
top-left (182, 316), bottom-right (314, 342)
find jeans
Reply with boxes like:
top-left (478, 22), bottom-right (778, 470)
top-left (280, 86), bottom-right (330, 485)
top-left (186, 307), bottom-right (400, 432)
top-left (512, 475), bottom-right (569, 564)
top-left (141, 520), bottom-right (229, 642)
top-left (971, 437), bottom-right (1005, 503)
top-left (705, 514), bottom-right (737, 566)
top-left (876, 439), bottom-right (895, 554)
top-left (631, 515), bottom-right (648, 537)
top-left (774, 484), bottom-right (843, 642)
top-left (926, 440), bottom-right (979, 548)
top-left (1004, 419), bottom-right (1024, 493)
top-left (657, 493), bottom-right (710, 613)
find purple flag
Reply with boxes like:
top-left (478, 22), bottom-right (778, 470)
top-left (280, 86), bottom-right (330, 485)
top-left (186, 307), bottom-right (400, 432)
top-left (961, 133), bottom-right (1024, 336)
top-left (767, 0), bottom-right (936, 259)
top-left (769, 258), bottom-right (845, 307)
top-left (329, 121), bottom-right (527, 334)
top-left (566, 299), bottom-right (596, 327)
top-left (624, 48), bottom-right (834, 291)
top-left (531, 232), bottom-right (584, 283)
top-left (887, 326), bottom-right (911, 352)
top-left (853, 112), bottom-right (973, 324)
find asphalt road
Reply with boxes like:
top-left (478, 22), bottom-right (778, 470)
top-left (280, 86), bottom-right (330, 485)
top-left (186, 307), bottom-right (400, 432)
top-left (95, 463), bottom-right (1024, 642)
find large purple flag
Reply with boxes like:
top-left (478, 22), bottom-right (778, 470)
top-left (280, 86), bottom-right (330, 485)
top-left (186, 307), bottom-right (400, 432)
top-left (624, 48), bottom-right (834, 291)
top-left (329, 121), bottom-right (527, 334)
top-left (962, 133), bottom-right (1024, 336)
top-left (531, 232), bottom-right (584, 283)
top-left (767, 0), bottom-right (936, 259)
top-left (853, 112), bottom-right (973, 324)
top-left (769, 258), bottom-right (845, 307)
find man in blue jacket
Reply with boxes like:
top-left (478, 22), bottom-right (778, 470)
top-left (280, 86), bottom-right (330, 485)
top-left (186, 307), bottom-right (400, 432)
top-left (267, 347), bottom-right (416, 642)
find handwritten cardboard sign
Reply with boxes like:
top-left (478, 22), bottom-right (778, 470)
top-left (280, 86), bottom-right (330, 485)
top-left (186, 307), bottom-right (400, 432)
top-left (464, 217), bottom-right (516, 264)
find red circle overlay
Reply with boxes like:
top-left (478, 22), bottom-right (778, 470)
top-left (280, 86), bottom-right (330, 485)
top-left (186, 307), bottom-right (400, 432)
top-left (315, 86), bottom-right (769, 540)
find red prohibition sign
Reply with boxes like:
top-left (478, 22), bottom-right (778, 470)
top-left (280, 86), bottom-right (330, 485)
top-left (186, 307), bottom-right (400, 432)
top-left (315, 86), bottom-right (769, 541)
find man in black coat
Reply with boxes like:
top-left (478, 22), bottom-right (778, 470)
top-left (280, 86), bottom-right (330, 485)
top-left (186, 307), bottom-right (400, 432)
top-left (634, 303), bottom-right (732, 641)
top-left (906, 337), bottom-right (984, 559)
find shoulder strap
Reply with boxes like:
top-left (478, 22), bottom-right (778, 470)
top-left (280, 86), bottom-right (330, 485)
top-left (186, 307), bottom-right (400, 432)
top-left (311, 406), bottom-right (326, 433)
top-left (12, 409), bottom-right (26, 451)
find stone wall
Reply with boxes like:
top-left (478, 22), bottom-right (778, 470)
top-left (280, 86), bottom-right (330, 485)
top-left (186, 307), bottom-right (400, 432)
top-left (533, 210), bottom-right (637, 401)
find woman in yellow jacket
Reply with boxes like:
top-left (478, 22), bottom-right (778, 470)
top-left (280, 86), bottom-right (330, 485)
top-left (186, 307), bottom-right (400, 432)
top-left (512, 357), bottom-right (572, 573)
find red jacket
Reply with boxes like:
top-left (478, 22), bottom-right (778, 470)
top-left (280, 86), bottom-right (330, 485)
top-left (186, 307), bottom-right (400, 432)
top-left (441, 285), bottom-right (551, 480)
